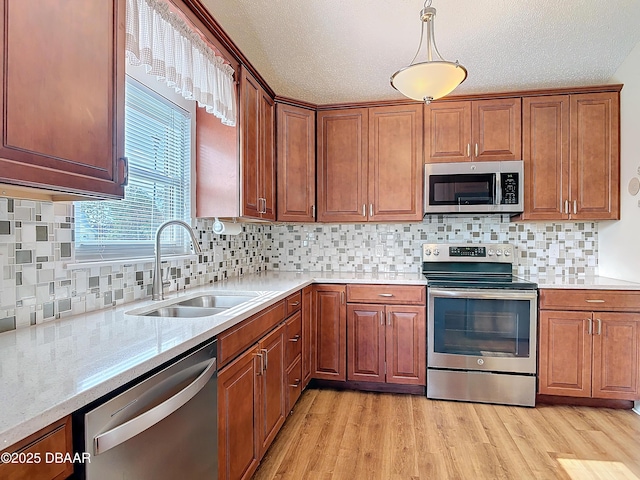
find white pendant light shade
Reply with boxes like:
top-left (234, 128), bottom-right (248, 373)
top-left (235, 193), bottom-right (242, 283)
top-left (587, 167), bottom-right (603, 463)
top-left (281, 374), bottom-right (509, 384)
top-left (391, 1), bottom-right (467, 104)
top-left (391, 61), bottom-right (467, 103)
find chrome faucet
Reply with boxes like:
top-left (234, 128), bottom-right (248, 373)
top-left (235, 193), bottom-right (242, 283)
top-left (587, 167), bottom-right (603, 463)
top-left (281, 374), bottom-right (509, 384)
top-left (152, 220), bottom-right (203, 300)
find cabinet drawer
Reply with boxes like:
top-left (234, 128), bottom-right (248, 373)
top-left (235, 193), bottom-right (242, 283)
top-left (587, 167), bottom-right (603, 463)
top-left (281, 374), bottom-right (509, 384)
top-left (286, 355), bottom-right (303, 414)
top-left (285, 291), bottom-right (302, 316)
top-left (218, 300), bottom-right (286, 367)
top-left (285, 311), bottom-right (302, 367)
top-left (540, 289), bottom-right (640, 312)
top-left (0, 416), bottom-right (73, 480)
top-left (346, 284), bottom-right (426, 305)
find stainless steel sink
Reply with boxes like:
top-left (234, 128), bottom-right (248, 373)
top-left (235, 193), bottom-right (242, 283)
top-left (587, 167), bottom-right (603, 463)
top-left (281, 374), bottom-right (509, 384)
top-left (127, 292), bottom-right (260, 318)
top-left (176, 294), bottom-right (256, 309)
top-left (143, 306), bottom-right (228, 318)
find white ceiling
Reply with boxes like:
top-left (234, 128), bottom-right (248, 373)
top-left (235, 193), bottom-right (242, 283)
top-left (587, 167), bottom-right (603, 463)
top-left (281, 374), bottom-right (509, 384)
top-left (201, 0), bottom-right (640, 105)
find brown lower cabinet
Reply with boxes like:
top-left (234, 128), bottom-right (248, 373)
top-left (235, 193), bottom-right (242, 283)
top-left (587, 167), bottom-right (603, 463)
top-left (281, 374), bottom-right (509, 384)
top-left (313, 284), bottom-right (347, 381)
top-left (218, 322), bottom-right (286, 480)
top-left (347, 304), bottom-right (426, 385)
top-left (538, 289), bottom-right (640, 400)
top-left (0, 416), bottom-right (73, 480)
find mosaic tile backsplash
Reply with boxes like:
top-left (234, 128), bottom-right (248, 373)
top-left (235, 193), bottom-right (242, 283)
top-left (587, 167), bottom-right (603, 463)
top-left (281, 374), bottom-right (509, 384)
top-left (0, 198), bottom-right (269, 332)
top-left (268, 216), bottom-right (598, 277)
top-left (1, 197), bottom-right (598, 332)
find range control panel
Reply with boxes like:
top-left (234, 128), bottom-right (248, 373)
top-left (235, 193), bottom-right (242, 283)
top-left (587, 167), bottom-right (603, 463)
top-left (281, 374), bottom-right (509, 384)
top-left (422, 243), bottom-right (514, 263)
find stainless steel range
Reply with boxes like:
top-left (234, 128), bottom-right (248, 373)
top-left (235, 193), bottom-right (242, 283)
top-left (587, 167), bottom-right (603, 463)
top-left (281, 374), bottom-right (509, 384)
top-left (423, 243), bottom-right (538, 407)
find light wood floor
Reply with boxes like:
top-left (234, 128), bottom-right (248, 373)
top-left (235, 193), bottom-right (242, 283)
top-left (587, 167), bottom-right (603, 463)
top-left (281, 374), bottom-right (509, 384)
top-left (253, 388), bottom-right (640, 480)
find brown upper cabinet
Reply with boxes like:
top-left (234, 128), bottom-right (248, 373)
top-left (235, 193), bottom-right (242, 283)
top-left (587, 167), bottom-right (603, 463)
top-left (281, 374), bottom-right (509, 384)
top-left (521, 91), bottom-right (620, 220)
top-left (0, 0), bottom-right (126, 201)
top-left (424, 98), bottom-right (521, 163)
top-left (276, 103), bottom-right (316, 222)
top-left (240, 67), bottom-right (276, 220)
top-left (317, 104), bottom-right (423, 222)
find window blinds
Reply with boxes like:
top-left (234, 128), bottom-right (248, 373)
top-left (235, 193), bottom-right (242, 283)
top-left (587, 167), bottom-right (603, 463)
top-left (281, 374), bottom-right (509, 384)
top-left (75, 77), bottom-right (191, 261)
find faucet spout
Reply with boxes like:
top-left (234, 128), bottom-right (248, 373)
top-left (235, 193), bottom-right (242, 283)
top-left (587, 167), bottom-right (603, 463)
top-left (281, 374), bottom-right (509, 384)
top-left (152, 220), bottom-right (202, 301)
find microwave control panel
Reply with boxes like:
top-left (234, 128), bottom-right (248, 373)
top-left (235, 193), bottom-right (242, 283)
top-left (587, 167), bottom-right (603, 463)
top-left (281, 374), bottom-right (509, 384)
top-left (501, 173), bottom-right (519, 205)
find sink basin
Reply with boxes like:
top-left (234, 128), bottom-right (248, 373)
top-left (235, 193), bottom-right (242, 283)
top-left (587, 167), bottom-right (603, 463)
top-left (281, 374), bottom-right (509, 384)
top-left (176, 294), bottom-right (257, 309)
top-left (142, 306), bottom-right (228, 318)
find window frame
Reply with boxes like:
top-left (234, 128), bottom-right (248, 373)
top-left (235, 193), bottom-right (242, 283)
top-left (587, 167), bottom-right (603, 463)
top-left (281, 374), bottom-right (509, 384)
top-left (74, 64), bottom-right (197, 262)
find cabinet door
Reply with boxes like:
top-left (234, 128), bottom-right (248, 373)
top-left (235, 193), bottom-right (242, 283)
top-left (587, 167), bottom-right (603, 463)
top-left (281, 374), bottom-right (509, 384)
top-left (218, 347), bottom-right (260, 480)
top-left (317, 109), bottom-right (368, 222)
top-left (0, 0), bottom-right (126, 199)
top-left (240, 68), bottom-right (261, 219)
top-left (386, 305), bottom-right (426, 386)
top-left (471, 98), bottom-right (522, 161)
top-left (368, 104), bottom-right (423, 221)
top-left (257, 323), bottom-right (286, 457)
top-left (538, 311), bottom-right (592, 397)
top-left (592, 313), bottom-right (640, 400)
top-left (259, 90), bottom-right (276, 220)
top-left (521, 96), bottom-right (570, 220)
top-left (347, 304), bottom-right (386, 383)
top-left (313, 285), bottom-right (347, 380)
top-left (570, 92), bottom-right (620, 220)
top-left (424, 101), bottom-right (471, 163)
top-left (276, 103), bottom-right (316, 222)
top-left (301, 285), bottom-right (314, 388)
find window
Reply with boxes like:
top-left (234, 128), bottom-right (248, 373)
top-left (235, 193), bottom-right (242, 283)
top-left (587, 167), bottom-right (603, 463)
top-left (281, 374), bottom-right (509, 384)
top-left (75, 75), bottom-right (192, 261)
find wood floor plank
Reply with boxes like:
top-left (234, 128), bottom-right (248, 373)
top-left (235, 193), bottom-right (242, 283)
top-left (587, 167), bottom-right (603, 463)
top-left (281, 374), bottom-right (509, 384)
top-left (252, 388), bottom-right (640, 480)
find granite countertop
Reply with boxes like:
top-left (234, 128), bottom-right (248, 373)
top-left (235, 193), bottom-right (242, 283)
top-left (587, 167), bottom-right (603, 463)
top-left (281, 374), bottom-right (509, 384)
top-left (0, 270), bottom-right (426, 449)
top-left (521, 274), bottom-right (640, 290)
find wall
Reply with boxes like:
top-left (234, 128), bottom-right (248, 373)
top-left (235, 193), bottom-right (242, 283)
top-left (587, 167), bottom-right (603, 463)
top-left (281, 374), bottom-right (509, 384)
top-left (0, 198), bottom-right (270, 332)
top-left (599, 39), bottom-right (640, 283)
top-left (269, 216), bottom-right (598, 278)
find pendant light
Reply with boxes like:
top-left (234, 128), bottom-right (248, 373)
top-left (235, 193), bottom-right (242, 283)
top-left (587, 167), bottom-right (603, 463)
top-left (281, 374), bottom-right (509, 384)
top-left (390, 0), bottom-right (467, 104)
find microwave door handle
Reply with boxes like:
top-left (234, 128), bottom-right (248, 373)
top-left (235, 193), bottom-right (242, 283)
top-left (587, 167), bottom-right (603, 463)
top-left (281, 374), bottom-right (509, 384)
top-left (495, 174), bottom-right (501, 205)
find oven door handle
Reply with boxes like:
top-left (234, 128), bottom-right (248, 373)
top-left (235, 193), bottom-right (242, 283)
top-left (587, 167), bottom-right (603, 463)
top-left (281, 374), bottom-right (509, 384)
top-left (427, 287), bottom-right (537, 301)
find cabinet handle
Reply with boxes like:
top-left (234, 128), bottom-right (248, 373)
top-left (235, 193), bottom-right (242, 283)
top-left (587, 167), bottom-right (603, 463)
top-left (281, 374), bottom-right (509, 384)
top-left (261, 348), bottom-right (268, 372)
top-left (378, 293), bottom-right (394, 297)
top-left (596, 318), bottom-right (602, 335)
top-left (362, 204), bottom-right (366, 217)
top-left (466, 144), bottom-right (470, 157)
top-left (587, 318), bottom-right (593, 335)
top-left (289, 335), bottom-right (300, 342)
top-left (387, 312), bottom-right (391, 326)
top-left (312, 205), bottom-right (316, 218)
top-left (290, 301), bottom-right (300, 307)
top-left (565, 200), bottom-right (569, 214)
top-left (255, 352), bottom-right (264, 375)
top-left (289, 379), bottom-right (301, 388)
top-left (119, 157), bottom-right (129, 187)
top-left (380, 311), bottom-right (384, 326)
top-left (341, 291), bottom-right (345, 305)
top-left (262, 198), bottom-right (267, 213)
top-left (369, 204), bottom-right (373, 218)
top-left (573, 200), bottom-right (577, 215)
top-left (475, 143), bottom-right (479, 158)
top-left (586, 299), bottom-right (605, 303)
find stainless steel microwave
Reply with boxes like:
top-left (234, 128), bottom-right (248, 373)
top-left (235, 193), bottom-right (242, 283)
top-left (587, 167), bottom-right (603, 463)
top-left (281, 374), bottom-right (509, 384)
top-left (424, 160), bottom-right (524, 215)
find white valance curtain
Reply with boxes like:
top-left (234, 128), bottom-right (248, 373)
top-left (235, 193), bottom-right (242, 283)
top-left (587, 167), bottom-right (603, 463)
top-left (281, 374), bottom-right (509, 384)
top-left (125, 0), bottom-right (237, 126)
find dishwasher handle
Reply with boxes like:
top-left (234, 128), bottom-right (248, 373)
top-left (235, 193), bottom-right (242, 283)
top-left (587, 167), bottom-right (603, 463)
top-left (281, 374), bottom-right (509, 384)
top-left (94, 357), bottom-right (217, 456)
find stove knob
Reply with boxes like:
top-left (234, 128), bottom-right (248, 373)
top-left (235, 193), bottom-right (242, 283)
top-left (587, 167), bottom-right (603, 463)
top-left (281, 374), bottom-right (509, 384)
top-left (496, 250), bottom-right (503, 256)
top-left (504, 249), bottom-right (511, 257)
top-left (424, 249), bottom-right (431, 256)
top-left (487, 249), bottom-right (494, 256)
top-left (433, 249), bottom-right (440, 256)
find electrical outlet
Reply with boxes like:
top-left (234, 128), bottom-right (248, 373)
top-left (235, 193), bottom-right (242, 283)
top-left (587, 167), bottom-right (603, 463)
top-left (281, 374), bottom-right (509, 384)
top-left (375, 244), bottom-right (384, 257)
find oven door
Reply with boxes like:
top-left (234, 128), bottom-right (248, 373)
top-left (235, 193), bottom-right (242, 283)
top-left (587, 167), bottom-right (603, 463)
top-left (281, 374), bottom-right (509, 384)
top-left (428, 288), bottom-right (537, 374)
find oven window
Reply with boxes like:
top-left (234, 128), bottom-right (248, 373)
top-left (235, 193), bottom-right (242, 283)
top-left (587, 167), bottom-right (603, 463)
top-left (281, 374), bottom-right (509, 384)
top-left (432, 297), bottom-right (531, 357)
top-left (429, 174), bottom-right (495, 205)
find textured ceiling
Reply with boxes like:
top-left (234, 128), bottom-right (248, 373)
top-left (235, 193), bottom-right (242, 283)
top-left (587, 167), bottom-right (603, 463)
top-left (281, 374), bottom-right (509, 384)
top-left (201, 0), bottom-right (640, 104)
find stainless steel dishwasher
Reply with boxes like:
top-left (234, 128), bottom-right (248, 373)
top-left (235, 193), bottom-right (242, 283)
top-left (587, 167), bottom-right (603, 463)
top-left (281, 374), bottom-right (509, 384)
top-left (83, 339), bottom-right (217, 479)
